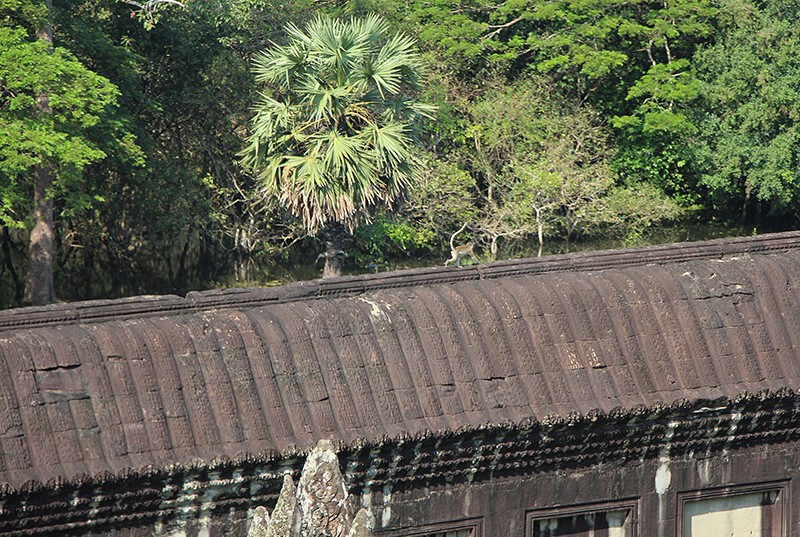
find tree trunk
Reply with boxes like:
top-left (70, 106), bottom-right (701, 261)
top-left (321, 223), bottom-right (347, 278)
top-left (24, 0), bottom-right (57, 306)
top-left (2, 227), bottom-right (24, 306)
top-left (490, 235), bottom-right (498, 261)
top-left (25, 164), bottom-right (57, 305)
top-left (534, 204), bottom-right (544, 258)
top-left (740, 183), bottom-right (751, 224)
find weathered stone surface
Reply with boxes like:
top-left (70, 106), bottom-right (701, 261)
top-left (346, 509), bottom-right (374, 537)
top-left (252, 440), bottom-right (373, 537)
top-left (4, 232), bottom-right (800, 496)
top-left (292, 440), bottom-right (352, 537)
top-left (267, 473), bottom-right (296, 537)
top-left (4, 233), bottom-right (800, 535)
top-left (247, 506), bottom-right (269, 537)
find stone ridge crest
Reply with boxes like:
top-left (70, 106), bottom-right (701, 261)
top-left (2, 230), bottom-right (800, 331)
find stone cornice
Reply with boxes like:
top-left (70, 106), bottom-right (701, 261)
top-left (2, 388), bottom-right (799, 535)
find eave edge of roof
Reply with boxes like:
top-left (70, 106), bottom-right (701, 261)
top-left (2, 385), bottom-right (798, 498)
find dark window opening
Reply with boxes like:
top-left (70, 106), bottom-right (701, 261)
top-left (526, 500), bottom-right (637, 537)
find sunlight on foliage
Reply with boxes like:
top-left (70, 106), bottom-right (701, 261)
top-left (241, 15), bottom-right (434, 235)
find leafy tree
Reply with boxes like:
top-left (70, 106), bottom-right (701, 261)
top-left (405, 0), bottom-right (501, 77)
top-left (28, 0), bottom-right (316, 300)
top-left (402, 0), bottom-right (715, 208)
top-left (464, 77), bottom-right (681, 256)
top-left (608, 0), bottom-right (714, 199)
top-left (241, 14), bottom-right (434, 277)
top-left (693, 0), bottom-right (800, 222)
top-left (0, 0), bottom-right (125, 304)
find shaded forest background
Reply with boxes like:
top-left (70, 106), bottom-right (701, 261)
top-left (2, 0), bottom-right (799, 309)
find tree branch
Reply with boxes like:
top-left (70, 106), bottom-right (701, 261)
top-left (483, 17), bottom-right (524, 40)
top-left (121, 0), bottom-right (186, 9)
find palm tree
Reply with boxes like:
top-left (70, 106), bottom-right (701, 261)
top-left (241, 15), bottom-right (434, 277)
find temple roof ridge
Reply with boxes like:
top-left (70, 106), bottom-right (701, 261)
top-left (2, 230), bottom-right (800, 331)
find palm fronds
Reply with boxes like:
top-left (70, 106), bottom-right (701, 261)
top-left (242, 15), bottom-right (434, 234)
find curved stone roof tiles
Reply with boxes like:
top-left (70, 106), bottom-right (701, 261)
top-left (2, 232), bottom-right (800, 489)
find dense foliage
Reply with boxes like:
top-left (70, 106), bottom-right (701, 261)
top-left (1, 0), bottom-right (798, 307)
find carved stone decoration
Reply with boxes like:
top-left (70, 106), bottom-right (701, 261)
top-left (346, 508), bottom-right (375, 537)
top-left (249, 439), bottom-right (374, 537)
top-left (267, 473), bottom-right (296, 537)
top-left (247, 506), bottom-right (270, 537)
top-left (292, 439), bottom-right (350, 537)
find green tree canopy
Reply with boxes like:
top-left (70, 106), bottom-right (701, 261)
top-left (0, 24), bottom-right (120, 229)
top-left (693, 0), bottom-right (800, 221)
top-left (457, 77), bottom-right (681, 256)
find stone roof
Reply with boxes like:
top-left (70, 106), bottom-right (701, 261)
top-left (2, 232), bottom-right (800, 492)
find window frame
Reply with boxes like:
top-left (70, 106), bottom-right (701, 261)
top-left (525, 498), bottom-right (639, 537)
top-left (378, 517), bottom-right (483, 537)
top-left (676, 480), bottom-right (789, 537)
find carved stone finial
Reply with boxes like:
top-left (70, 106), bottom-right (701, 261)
top-left (292, 439), bottom-right (350, 537)
top-left (347, 508), bottom-right (375, 537)
top-left (250, 440), bottom-right (374, 537)
top-left (247, 506), bottom-right (270, 537)
top-left (267, 473), bottom-right (296, 537)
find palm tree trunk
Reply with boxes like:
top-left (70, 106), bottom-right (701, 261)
top-left (321, 223), bottom-right (347, 278)
top-left (25, 0), bottom-right (57, 306)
